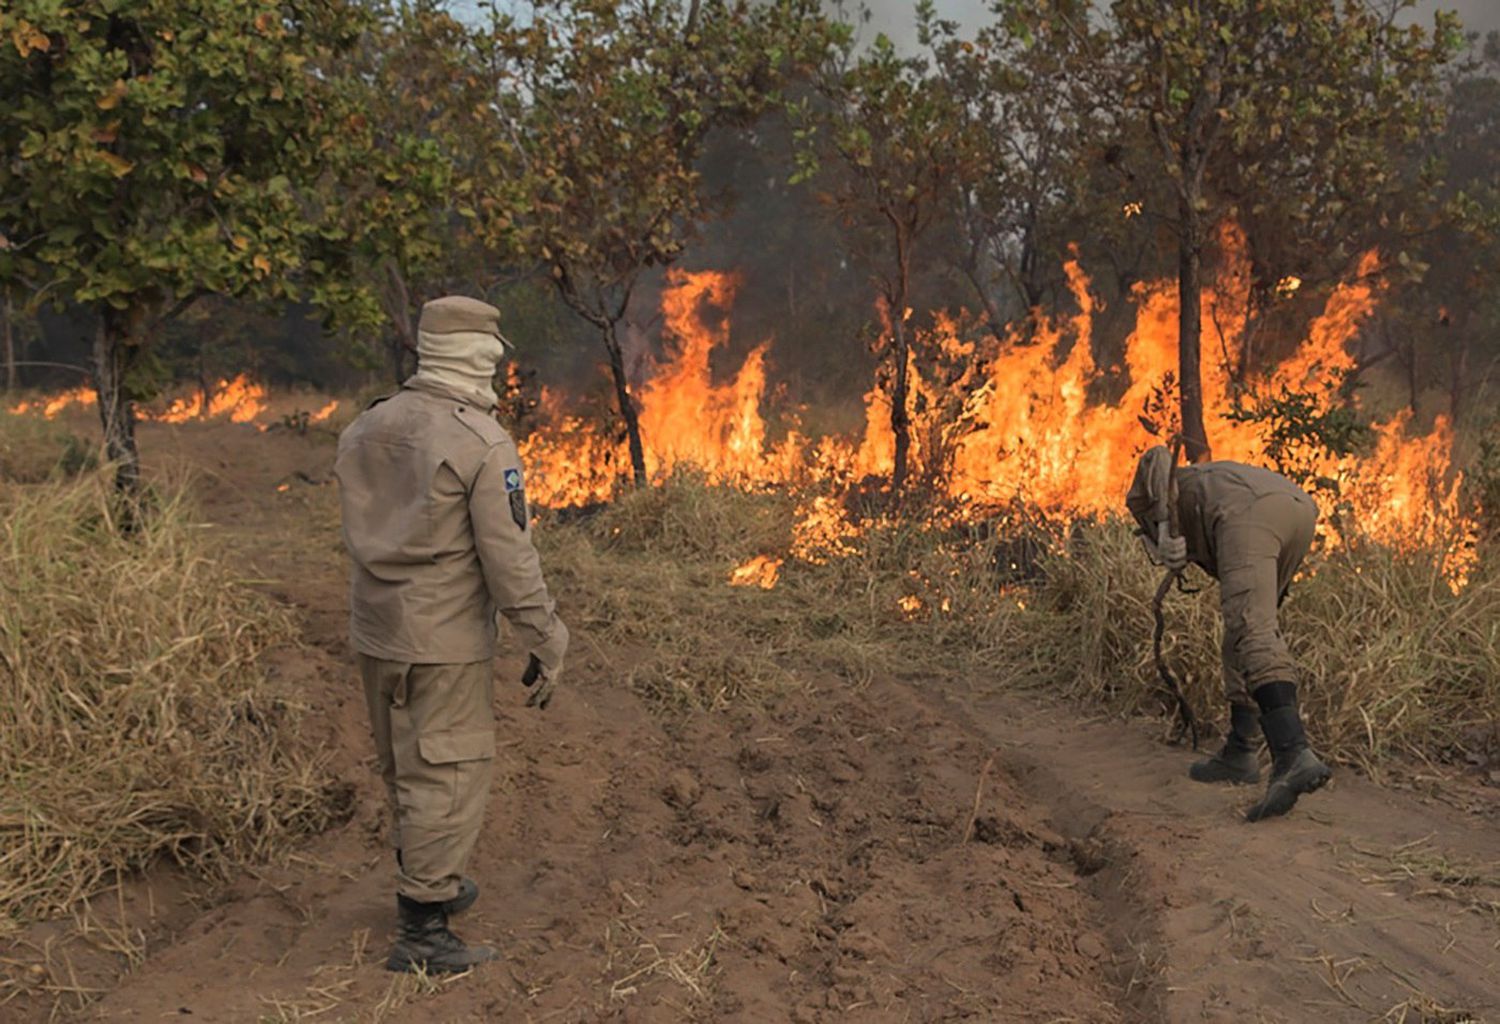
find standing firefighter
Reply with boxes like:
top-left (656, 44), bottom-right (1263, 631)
top-left (1126, 447), bottom-right (1332, 821)
top-left (335, 296), bottom-right (569, 972)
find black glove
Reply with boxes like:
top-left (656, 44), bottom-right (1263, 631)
top-left (520, 653), bottom-right (556, 710)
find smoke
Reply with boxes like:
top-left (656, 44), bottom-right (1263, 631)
top-left (1443, 0), bottom-right (1500, 37)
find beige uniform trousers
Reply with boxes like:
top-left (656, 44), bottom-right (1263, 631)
top-left (360, 655), bottom-right (495, 904)
top-left (1217, 491), bottom-right (1318, 707)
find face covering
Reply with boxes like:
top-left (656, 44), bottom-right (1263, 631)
top-left (407, 329), bottom-right (509, 408)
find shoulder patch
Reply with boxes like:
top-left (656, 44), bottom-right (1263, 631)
top-left (452, 405), bottom-right (510, 447)
top-left (509, 487), bottom-right (528, 531)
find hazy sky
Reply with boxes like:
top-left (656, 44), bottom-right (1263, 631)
top-left (465, 1), bottom-right (1500, 37)
top-left (463, 1), bottom-right (1500, 45)
top-left (855, 0), bottom-right (1500, 47)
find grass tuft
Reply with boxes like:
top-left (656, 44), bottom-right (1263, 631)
top-left (0, 471), bottom-right (348, 934)
top-left (0, 414), bottom-right (97, 484)
top-left (1022, 517), bottom-right (1500, 771)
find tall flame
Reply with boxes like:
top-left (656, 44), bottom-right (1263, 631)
top-left (522, 252), bottom-right (1475, 587)
top-left (637, 269), bottom-right (804, 484)
top-left (520, 269), bottom-right (810, 507)
top-left (6, 249), bottom-right (1474, 588)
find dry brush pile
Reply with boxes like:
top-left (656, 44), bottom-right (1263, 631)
top-left (0, 466), bottom-right (348, 934)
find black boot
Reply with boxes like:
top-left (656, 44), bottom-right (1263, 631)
top-left (386, 895), bottom-right (498, 974)
top-left (395, 851), bottom-right (478, 916)
top-left (1188, 704), bottom-right (1261, 784)
top-left (1245, 682), bottom-right (1332, 822)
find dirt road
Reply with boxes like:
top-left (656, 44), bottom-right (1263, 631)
top-left (11, 422), bottom-right (1499, 1022)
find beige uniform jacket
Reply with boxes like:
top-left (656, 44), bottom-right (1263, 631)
top-left (334, 380), bottom-right (568, 668)
top-left (1126, 455), bottom-right (1318, 697)
top-left (1174, 462), bottom-right (1312, 579)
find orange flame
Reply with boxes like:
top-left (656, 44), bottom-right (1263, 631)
top-left (432, 250), bottom-right (1483, 588)
top-left (7, 386), bottom-right (97, 419)
top-left (309, 400), bottom-right (340, 423)
top-left (9, 376), bottom-right (276, 427)
top-left (520, 269), bottom-right (811, 507)
top-left (637, 269), bottom-right (805, 484)
top-left (728, 555), bottom-right (783, 589)
top-left (146, 375), bottom-right (268, 424)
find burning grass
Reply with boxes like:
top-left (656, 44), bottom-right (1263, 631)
top-left (539, 475), bottom-right (1499, 775)
top-left (536, 476), bottom-right (1028, 712)
top-left (0, 471), bottom-right (348, 935)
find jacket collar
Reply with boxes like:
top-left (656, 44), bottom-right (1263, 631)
top-left (401, 374), bottom-right (498, 412)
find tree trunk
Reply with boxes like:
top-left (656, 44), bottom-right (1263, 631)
top-left (389, 317), bottom-right (417, 384)
top-left (384, 261), bottom-right (417, 385)
top-left (93, 305), bottom-right (144, 496)
top-left (890, 302), bottom-right (912, 493)
top-left (1177, 196), bottom-right (1211, 463)
top-left (602, 320), bottom-right (647, 486)
top-left (1404, 331), bottom-right (1419, 414)
top-left (390, 333), bottom-right (415, 386)
top-left (1449, 329), bottom-right (1469, 425)
top-left (887, 219), bottom-right (916, 493)
top-left (2, 294), bottom-right (15, 392)
top-left (958, 258), bottom-right (1006, 343)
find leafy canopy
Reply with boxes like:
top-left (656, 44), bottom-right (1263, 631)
top-left (484, 0), bottom-right (834, 326)
top-left (0, 0), bottom-right (367, 321)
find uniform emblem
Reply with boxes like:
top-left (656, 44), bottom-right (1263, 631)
top-left (504, 466), bottom-right (528, 529)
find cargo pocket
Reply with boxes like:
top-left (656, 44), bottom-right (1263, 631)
top-left (417, 729), bottom-right (496, 818)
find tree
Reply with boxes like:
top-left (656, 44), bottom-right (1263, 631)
top-left (1099, 0), bottom-right (1462, 461)
top-left (481, 0), bottom-right (833, 486)
top-left (797, 17), bottom-right (983, 492)
top-left (310, 1), bottom-right (516, 385)
top-left (0, 0), bottom-right (365, 492)
top-left (1421, 32), bottom-right (1500, 424)
top-left (2, 291), bottom-right (17, 391)
top-left (925, 0), bottom-right (1106, 333)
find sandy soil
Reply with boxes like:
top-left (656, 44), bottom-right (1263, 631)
top-left (6, 419), bottom-right (1499, 1023)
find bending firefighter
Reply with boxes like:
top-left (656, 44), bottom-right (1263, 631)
top-left (1126, 447), bottom-right (1332, 822)
top-left (335, 296), bottom-right (569, 973)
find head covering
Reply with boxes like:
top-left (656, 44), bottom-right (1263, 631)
top-left (1125, 445), bottom-right (1173, 536)
top-left (406, 296), bottom-right (510, 406)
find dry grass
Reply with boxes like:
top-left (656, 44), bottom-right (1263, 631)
top-left (0, 414), bottom-right (95, 484)
top-left (1346, 837), bottom-right (1500, 927)
top-left (0, 471), bottom-right (349, 937)
top-left (1380, 994), bottom-right (1486, 1024)
top-left (542, 474), bottom-right (1499, 774)
top-left (539, 476), bottom-right (834, 713)
top-left (605, 918), bottom-right (726, 1008)
top-left (1021, 516), bottom-right (1500, 771)
top-left (250, 928), bottom-right (468, 1024)
top-left (536, 475), bottom-right (1030, 713)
